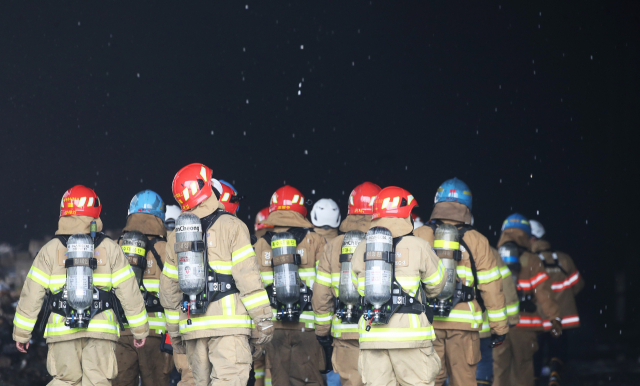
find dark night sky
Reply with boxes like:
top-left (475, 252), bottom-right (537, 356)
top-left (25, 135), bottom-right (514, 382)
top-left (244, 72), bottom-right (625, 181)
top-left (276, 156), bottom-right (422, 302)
top-left (1, 1), bottom-right (639, 356)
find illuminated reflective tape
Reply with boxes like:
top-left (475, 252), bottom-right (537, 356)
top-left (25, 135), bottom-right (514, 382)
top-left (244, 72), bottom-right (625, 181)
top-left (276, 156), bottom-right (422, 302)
top-left (433, 240), bottom-right (459, 250)
top-left (271, 239), bottom-right (296, 249)
top-left (121, 245), bottom-right (145, 256)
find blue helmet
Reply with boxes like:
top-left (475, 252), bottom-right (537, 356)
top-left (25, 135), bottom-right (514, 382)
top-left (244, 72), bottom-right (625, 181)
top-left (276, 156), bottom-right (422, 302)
top-left (434, 178), bottom-right (473, 210)
top-left (128, 190), bottom-right (166, 221)
top-left (501, 213), bottom-right (531, 236)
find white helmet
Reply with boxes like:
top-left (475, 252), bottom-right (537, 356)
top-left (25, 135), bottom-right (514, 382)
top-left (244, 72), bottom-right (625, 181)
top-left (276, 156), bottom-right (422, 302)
top-left (529, 219), bottom-right (545, 239)
top-left (310, 198), bottom-right (341, 228)
top-left (413, 215), bottom-right (424, 229)
top-left (165, 205), bottom-right (181, 222)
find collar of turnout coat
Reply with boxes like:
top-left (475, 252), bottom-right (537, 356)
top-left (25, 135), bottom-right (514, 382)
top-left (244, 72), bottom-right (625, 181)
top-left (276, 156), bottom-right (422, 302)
top-left (55, 216), bottom-right (104, 235)
top-left (187, 194), bottom-right (225, 219)
top-left (430, 201), bottom-right (472, 224)
top-left (123, 212), bottom-right (167, 237)
top-left (530, 239), bottom-right (551, 253)
top-left (262, 210), bottom-right (314, 228)
top-left (339, 214), bottom-right (372, 233)
top-left (370, 216), bottom-right (414, 238)
top-left (497, 228), bottom-right (531, 250)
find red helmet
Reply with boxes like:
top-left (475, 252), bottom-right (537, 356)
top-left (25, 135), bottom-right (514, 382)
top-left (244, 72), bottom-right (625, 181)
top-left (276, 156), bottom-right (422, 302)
top-left (372, 186), bottom-right (417, 220)
top-left (60, 185), bottom-right (102, 218)
top-left (219, 180), bottom-right (241, 214)
top-left (269, 185), bottom-right (307, 217)
top-left (172, 163), bottom-right (213, 210)
top-left (348, 182), bottom-right (382, 215)
top-left (255, 207), bottom-right (274, 231)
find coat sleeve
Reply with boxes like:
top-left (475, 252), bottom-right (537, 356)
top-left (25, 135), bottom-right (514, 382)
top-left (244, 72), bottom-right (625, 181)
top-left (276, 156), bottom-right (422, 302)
top-left (528, 258), bottom-right (561, 321)
top-left (228, 219), bottom-right (273, 322)
top-left (420, 243), bottom-right (446, 298)
top-left (159, 231), bottom-right (182, 338)
top-left (561, 253), bottom-right (584, 296)
top-left (110, 241), bottom-right (149, 339)
top-left (471, 233), bottom-right (508, 335)
top-left (493, 248), bottom-right (520, 326)
top-left (13, 243), bottom-right (54, 343)
top-left (313, 240), bottom-right (335, 336)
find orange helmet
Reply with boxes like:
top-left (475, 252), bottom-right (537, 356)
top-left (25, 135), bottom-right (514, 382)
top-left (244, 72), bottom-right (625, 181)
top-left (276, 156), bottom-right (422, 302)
top-left (269, 185), bottom-right (307, 217)
top-left (348, 182), bottom-right (381, 215)
top-left (372, 186), bottom-right (417, 220)
top-left (172, 163), bottom-right (213, 210)
top-left (60, 185), bottom-right (102, 218)
top-left (255, 207), bottom-right (274, 231)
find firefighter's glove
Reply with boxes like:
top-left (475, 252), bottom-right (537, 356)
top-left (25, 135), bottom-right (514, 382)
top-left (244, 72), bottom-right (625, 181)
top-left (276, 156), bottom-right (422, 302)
top-left (550, 318), bottom-right (562, 338)
top-left (316, 334), bottom-right (333, 350)
top-left (490, 333), bottom-right (506, 348)
top-left (255, 319), bottom-right (274, 345)
top-left (171, 334), bottom-right (186, 355)
top-left (250, 338), bottom-right (266, 360)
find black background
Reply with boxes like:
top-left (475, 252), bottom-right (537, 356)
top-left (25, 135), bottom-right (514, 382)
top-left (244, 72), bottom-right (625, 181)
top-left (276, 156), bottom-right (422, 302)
top-left (1, 1), bottom-right (639, 359)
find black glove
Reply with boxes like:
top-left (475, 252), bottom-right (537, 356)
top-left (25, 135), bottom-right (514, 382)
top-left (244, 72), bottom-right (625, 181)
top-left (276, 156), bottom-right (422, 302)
top-left (490, 333), bottom-right (506, 348)
top-left (316, 334), bottom-right (333, 349)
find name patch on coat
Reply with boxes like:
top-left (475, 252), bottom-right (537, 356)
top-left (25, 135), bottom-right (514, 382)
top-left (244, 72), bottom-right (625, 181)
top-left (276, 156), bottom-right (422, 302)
top-left (394, 248), bottom-right (409, 267)
top-left (262, 251), bottom-right (272, 267)
top-left (207, 232), bottom-right (217, 248)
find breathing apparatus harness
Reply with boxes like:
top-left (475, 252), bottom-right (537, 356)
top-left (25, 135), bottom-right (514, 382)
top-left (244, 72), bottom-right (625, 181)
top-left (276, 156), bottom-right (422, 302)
top-left (262, 227), bottom-right (314, 322)
top-left (537, 249), bottom-right (569, 276)
top-left (179, 209), bottom-right (239, 324)
top-left (362, 234), bottom-right (434, 331)
top-left (425, 220), bottom-right (486, 314)
top-left (502, 241), bottom-right (537, 313)
top-left (38, 228), bottom-right (125, 333)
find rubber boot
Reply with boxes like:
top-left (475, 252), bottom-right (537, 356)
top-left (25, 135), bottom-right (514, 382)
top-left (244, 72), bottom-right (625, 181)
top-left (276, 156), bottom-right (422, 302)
top-left (548, 357), bottom-right (564, 386)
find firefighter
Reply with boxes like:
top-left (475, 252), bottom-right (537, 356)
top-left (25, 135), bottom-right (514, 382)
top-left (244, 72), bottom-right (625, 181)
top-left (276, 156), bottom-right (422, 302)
top-left (413, 178), bottom-right (508, 386)
top-left (313, 182), bottom-right (381, 386)
top-left (529, 219), bottom-right (583, 386)
top-left (13, 185), bottom-right (149, 386)
top-left (159, 163), bottom-right (273, 386)
top-left (492, 214), bottom-right (562, 386)
top-left (114, 190), bottom-right (173, 386)
top-left (350, 186), bottom-right (446, 386)
top-left (310, 198), bottom-right (341, 242)
top-left (218, 180), bottom-right (243, 216)
top-left (253, 185), bottom-right (327, 386)
top-left (476, 247), bottom-right (521, 386)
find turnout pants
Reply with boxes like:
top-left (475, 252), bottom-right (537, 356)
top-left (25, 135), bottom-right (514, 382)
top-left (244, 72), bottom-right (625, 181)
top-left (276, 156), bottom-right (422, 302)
top-left (266, 329), bottom-right (325, 386)
top-left (357, 346), bottom-right (441, 386)
top-left (433, 329), bottom-right (481, 386)
top-left (46, 338), bottom-right (117, 386)
top-left (113, 335), bottom-right (173, 386)
top-left (493, 328), bottom-right (538, 386)
top-left (332, 339), bottom-right (363, 386)
top-left (253, 353), bottom-right (272, 386)
top-left (185, 335), bottom-right (252, 386)
top-left (174, 352), bottom-right (195, 386)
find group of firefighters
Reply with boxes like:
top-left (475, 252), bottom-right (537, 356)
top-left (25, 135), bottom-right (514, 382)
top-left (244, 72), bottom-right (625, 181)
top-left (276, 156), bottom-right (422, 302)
top-left (11, 162), bottom-right (583, 386)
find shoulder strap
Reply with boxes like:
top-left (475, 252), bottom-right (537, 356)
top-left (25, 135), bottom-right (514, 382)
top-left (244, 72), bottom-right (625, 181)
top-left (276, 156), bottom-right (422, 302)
top-left (146, 236), bottom-right (166, 272)
top-left (200, 209), bottom-right (232, 275)
top-left (455, 224), bottom-right (486, 312)
top-left (426, 219), bottom-right (443, 235)
top-left (53, 233), bottom-right (109, 249)
top-left (53, 235), bottom-right (69, 248)
top-left (261, 231), bottom-right (276, 246)
top-left (287, 227), bottom-right (313, 246)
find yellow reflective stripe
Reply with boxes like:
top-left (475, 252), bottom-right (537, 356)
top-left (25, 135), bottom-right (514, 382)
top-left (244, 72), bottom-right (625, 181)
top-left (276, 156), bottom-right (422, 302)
top-left (315, 312), bottom-right (333, 325)
top-left (356, 277), bottom-right (365, 297)
top-left (27, 266), bottom-right (50, 287)
top-left (232, 245), bottom-right (256, 265)
top-left (265, 378), bottom-right (272, 386)
top-left (44, 314), bottom-right (120, 337)
top-left (241, 291), bottom-right (270, 310)
top-left (112, 266), bottom-right (135, 286)
top-left (260, 271), bottom-right (273, 285)
top-left (48, 274), bottom-right (67, 292)
top-left (121, 245), bottom-right (145, 257)
top-left (254, 369), bottom-right (265, 379)
top-left (93, 273), bottom-right (112, 290)
top-left (359, 326), bottom-right (435, 342)
top-left (506, 302), bottom-right (520, 316)
top-left (456, 266), bottom-right (474, 286)
top-left (342, 246), bottom-right (357, 254)
top-left (433, 304), bottom-right (483, 326)
top-left (14, 313), bottom-right (37, 331)
top-left (499, 266), bottom-right (511, 278)
top-left (222, 293), bottom-right (235, 315)
top-left (148, 313), bottom-right (167, 333)
top-left (209, 260), bottom-right (232, 274)
top-left (127, 310), bottom-right (149, 327)
top-left (396, 276), bottom-right (420, 297)
top-left (178, 315), bottom-right (252, 333)
top-left (477, 267), bottom-right (501, 284)
top-left (316, 271), bottom-right (331, 286)
top-left (433, 240), bottom-right (459, 250)
top-left (331, 319), bottom-right (359, 335)
top-left (162, 262), bottom-right (179, 279)
top-left (299, 268), bottom-right (316, 287)
top-left (165, 310), bottom-right (180, 324)
top-left (423, 260), bottom-right (445, 286)
top-left (487, 307), bottom-right (507, 321)
top-left (142, 278), bottom-right (159, 292)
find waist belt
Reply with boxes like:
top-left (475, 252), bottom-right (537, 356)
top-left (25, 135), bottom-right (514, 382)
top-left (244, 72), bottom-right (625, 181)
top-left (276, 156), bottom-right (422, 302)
top-left (207, 273), bottom-right (239, 302)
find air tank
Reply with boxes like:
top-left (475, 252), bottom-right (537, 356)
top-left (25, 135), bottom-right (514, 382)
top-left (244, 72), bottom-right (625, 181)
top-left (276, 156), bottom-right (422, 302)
top-left (66, 234), bottom-right (94, 315)
top-left (121, 231), bottom-right (147, 284)
top-left (433, 224), bottom-right (460, 301)
top-left (364, 226), bottom-right (393, 309)
top-left (272, 232), bottom-right (300, 309)
top-left (339, 230), bottom-right (365, 306)
top-left (175, 212), bottom-right (206, 304)
top-left (499, 242), bottom-right (522, 276)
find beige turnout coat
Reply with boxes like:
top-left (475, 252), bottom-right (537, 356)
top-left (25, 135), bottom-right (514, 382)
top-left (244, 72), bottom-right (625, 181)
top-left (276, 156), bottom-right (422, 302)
top-left (13, 216), bottom-right (149, 344)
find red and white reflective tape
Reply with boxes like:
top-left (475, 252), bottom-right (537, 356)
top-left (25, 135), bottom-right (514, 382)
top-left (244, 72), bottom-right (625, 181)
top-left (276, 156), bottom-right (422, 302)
top-left (551, 271), bottom-right (581, 292)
